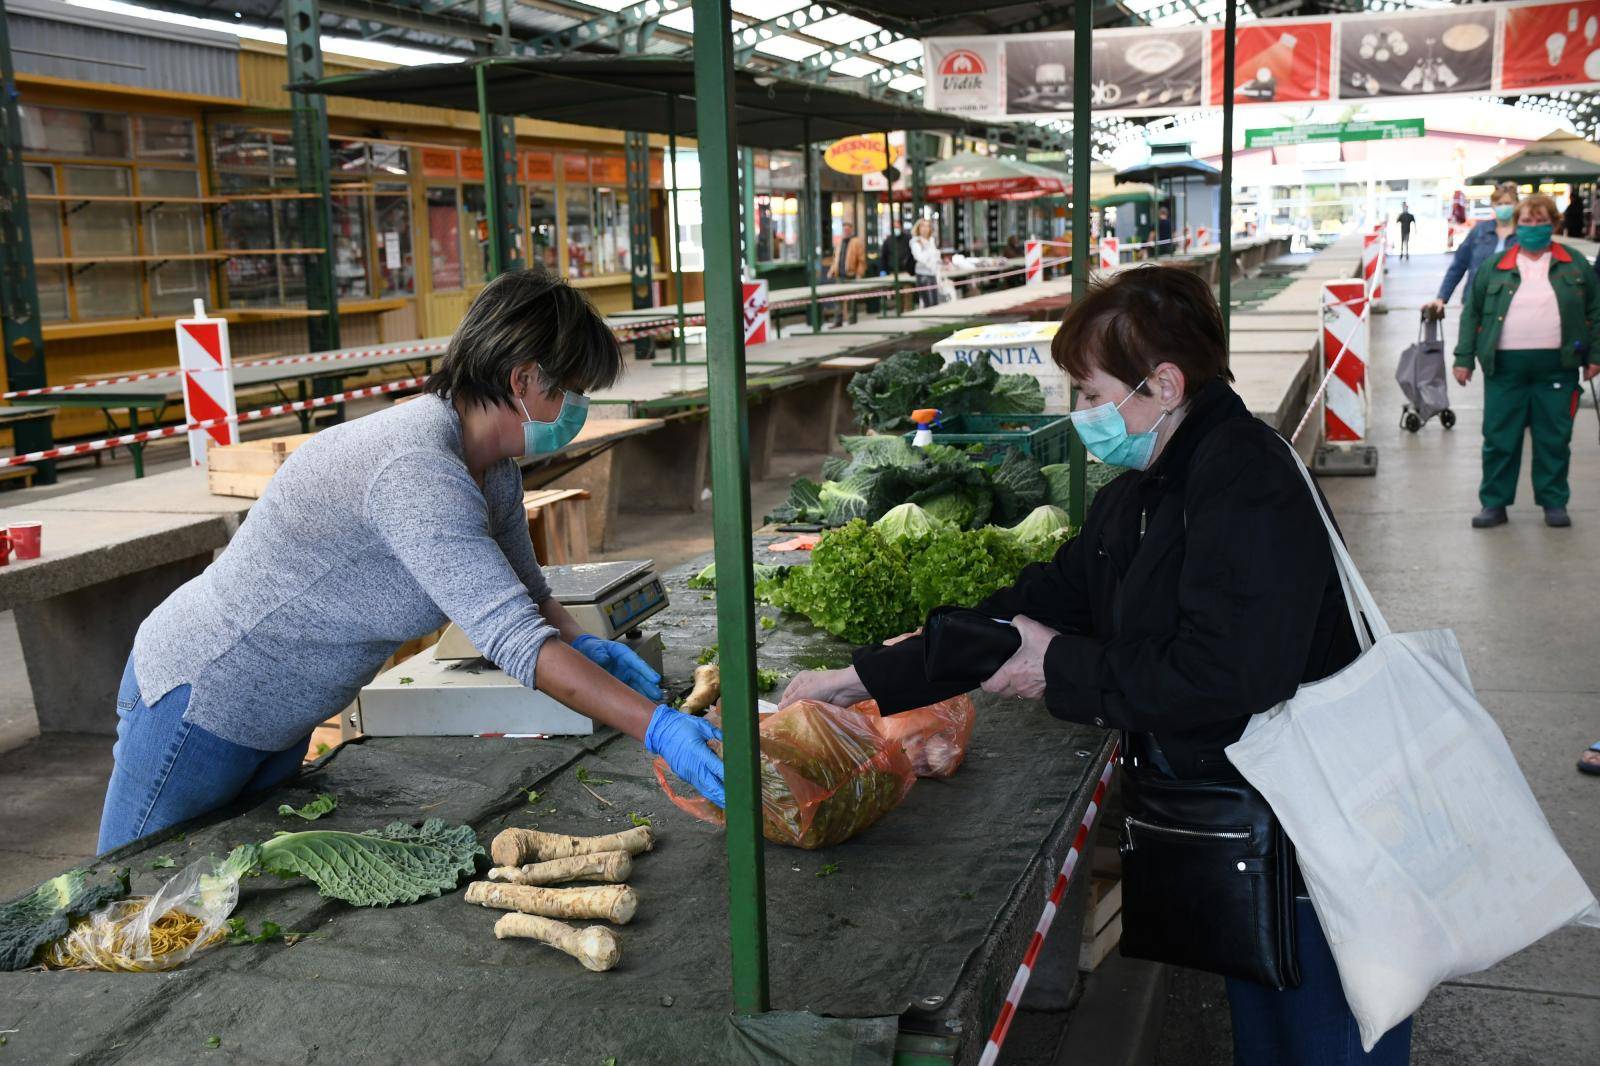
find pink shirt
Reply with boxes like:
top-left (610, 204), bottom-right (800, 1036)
top-left (1498, 252), bottom-right (1563, 350)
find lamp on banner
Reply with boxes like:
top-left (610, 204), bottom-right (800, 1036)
top-left (1336, 8), bottom-right (1493, 99)
top-left (1500, 0), bottom-right (1600, 94)
top-left (175, 300), bottom-right (238, 467)
top-left (1209, 19), bottom-right (1334, 106)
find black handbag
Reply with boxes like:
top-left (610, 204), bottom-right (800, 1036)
top-left (1117, 734), bottom-right (1302, 989)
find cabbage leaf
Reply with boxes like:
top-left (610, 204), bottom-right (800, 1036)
top-left (0, 869), bottom-right (129, 971)
top-left (228, 818), bottom-right (483, 908)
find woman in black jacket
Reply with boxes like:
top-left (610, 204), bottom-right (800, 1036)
top-left (782, 266), bottom-right (1413, 1064)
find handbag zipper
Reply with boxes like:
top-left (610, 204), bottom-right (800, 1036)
top-left (1123, 816), bottom-right (1251, 849)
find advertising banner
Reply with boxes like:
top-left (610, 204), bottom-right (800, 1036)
top-left (1337, 7), bottom-right (1494, 100)
top-left (1209, 19), bottom-right (1334, 106)
top-left (1500, 0), bottom-right (1600, 93)
top-left (923, 38), bottom-right (1006, 118)
top-left (824, 134), bottom-right (900, 176)
top-left (1001, 27), bottom-right (1206, 117)
top-left (1244, 118), bottom-right (1424, 149)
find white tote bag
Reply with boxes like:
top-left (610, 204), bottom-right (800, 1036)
top-left (1225, 448), bottom-right (1600, 1051)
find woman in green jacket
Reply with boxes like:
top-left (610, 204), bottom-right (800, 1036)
top-left (1455, 193), bottom-right (1600, 528)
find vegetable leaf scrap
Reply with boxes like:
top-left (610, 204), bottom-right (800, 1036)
top-left (0, 869), bottom-right (130, 971)
top-left (278, 793), bottom-right (339, 821)
top-left (226, 818), bottom-right (483, 908)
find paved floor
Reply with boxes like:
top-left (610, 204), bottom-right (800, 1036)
top-left (1154, 244), bottom-right (1600, 1065)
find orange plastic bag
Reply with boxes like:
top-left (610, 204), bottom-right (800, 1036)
top-left (850, 694), bottom-right (977, 779)
top-left (653, 701), bottom-right (915, 850)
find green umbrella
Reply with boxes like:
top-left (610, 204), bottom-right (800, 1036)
top-left (1469, 149), bottom-right (1600, 184)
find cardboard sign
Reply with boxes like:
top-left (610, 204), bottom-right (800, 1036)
top-left (742, 279), bottom-right (771, 346)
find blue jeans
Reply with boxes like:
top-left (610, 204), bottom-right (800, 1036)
top-left (1227, 899), bottom-right (1414, 1066)
top-left (97, 655), bottom-right (306, 854)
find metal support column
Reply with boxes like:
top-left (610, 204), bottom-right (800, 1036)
top-left (883, 130), bottom-right (901, 316)
top-left (741, 147), bottom-right (758, 276)
top-left (909, 131), bottom-right (927, 219)
top-left (0, 0), bottom-right (54, 482)
top-left (668, 96), bottom-right (687, 364)
top-left (803, 121), bottom-right (820, 334)
top-left (1067, 0), bottom-right (1091, 529)
top-left (624, 130), bottom-right (654, 360)
top-left (1219, 0), bottom-right (1237, 346)
top-left (475, 65), bottom-right (522, 281)
top-left (285, 0), bottom-right (340, 352)
top-left (690, 0), bottom-right (769, 1017)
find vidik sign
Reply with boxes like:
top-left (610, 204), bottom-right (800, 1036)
top-left (927, 40), bottom-right (1004, 116)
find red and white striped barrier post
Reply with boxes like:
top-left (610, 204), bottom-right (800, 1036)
top-left (175, 300), bottom-right (237, 466)
top-left (977, 751), bottom-right (1117, 1066)
top-left (741, 279), bottom-right (770, 346)
top-left (1196, 225), bottom-right (1209, 248)
top-left (1098, 236), bottom-right (1119, 272)
top-left (1322, 279), bottom-right (1370, 444)
top-left (1182, 225), bottom-right (1192, 252)
top-left (1363, 229), bottom-right (1386, 312)
top-left (1024, 239), bottom-right (1042, 286)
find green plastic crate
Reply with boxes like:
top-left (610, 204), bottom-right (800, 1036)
top-left (903, 413), bottom-right (1076, 466)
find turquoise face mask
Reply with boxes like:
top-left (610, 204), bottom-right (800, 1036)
top-left (1069, 377), bottom-right (1169, 471)
top-left (1493, 204), bottom-right (1516, 223)
top-left (1516, 223), bottom-right (1553, 253)
top-left (518, 387), bottom-right (590, 455)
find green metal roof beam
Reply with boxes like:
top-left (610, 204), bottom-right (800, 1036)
top-left (319, 0), bottom-right (498, 41)
top-left (522, 0), bottom-right (692, 55)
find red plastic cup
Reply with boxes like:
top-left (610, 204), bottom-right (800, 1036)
top-left (7, 521), bottom-right (40, 561)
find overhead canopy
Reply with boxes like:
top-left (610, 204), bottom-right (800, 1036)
top-left (296, 54), bottom-right (985, 149)
top-left (1115, 156), bottom-right (1222, 186)
top-left (1469, 147), bottom-right (1600, 184)
top-left (916, 153), bottom-right (1067, 201)
top-left (1094, 185), bottom-right (1160, 208)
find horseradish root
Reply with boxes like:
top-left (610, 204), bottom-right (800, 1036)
top-left (486, 850), bottom-right (633, 886)
top-left (465, 881), bottom-right (639, 925)
top-left (494, 913), bottom-right (622, 972)
top-left (489, 825), bottom-right (655, 867)
top-left (682, 664), bottom-right (720, 714)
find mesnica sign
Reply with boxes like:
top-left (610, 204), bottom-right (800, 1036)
top-left (1245, 119), bottom-right (1424, 149)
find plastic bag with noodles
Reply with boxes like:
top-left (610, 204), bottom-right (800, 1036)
top-left (42, 852), bottom-right (242, 971)
top-left (849, 694), bottom-right (977, 779)
top-left (652, 700), bottom-right (915, 849)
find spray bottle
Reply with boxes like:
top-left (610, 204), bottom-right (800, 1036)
top-left (910, 408), bottom-right (941, 448)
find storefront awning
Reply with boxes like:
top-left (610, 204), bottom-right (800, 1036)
top-left (294, 54), bottom-right (986, 149)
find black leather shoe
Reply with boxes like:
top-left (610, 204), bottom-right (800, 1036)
top-left (1471, 507), bottom-right (1508, 528)
top-left (1544, 507), bottom-right (1572, 527)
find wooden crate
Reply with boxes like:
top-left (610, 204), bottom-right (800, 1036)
top-left (208, 434), bottom-right (313, 499)
top-left (524, 488), bottom-right (591, 565)
top-left (1079, 874), bottom-right (1124, 972)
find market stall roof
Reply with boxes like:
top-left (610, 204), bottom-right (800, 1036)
top-left (295, 53), bottom-right (985, 148)
top-left (1115, 155), bottom-right (1222, 186)
top-left (1094, 184), bottom-right (1161, 208)
top-left (919, 152), bottom-right (1067, 201)
top-left (1469, 146), bottom-right (1600, 184)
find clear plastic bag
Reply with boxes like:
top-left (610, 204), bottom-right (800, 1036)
top-left (850, 695), bottom-right (977, 779)
top-left (653, 700), bottom-right (915, 849)
top-left (43, 855), bottom-right (240, 972)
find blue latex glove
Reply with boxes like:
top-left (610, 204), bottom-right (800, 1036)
top-left (573, 634), bottom-right (661, 701)
top-left (645, 705), bottom-right (725, 809)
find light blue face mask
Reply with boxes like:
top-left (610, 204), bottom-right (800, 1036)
top-left (518, 386), bottom-right (590, 456)
top-left (1069, 377), bottom-right (1169, 471)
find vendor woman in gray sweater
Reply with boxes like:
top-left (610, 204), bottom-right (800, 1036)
top-left (98, 269), bottom-right (725, 852)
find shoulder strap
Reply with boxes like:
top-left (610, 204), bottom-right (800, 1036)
top-left (1279, 438), bottom-right (1389, 650)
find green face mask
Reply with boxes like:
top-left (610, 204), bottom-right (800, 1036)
top-left (1493, 204), bottom-right (1516, 223)
top-left (518, 388), bottom-right (590, 456)
top-left (1516, 223), bottom-right (1553, 253)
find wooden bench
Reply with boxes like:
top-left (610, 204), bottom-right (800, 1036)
top-left (0, 464), bottom-right (38, 490)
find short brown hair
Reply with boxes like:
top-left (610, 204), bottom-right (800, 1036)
top-left (1051, 265), bottom-right (1233, 396)
top-left (1491, 181), bottom-right (1520, 204)
top-left (1518, 193), bottom-right (1561, 229)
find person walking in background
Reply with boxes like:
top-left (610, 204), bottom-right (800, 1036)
top-left (1563, 193), bottom-right (1585, 245)
top-left (1396, 203), bottom-right (1416, 260)
top-left (909, 218), bottom-right (942, 308)
top-left (1454, 193), bottom-right (1600, 529)
top-left (1156, 205), bottom-right (1173, 257)
top-left (828, 221), bottom-right (866, 325)
top-left (1427, 181), bottom-right (1521, 317)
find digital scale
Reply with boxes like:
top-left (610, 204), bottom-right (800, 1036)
top-left (353, 560), bottom-right (669, 737)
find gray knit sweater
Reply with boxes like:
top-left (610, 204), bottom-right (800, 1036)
top-left (133, 394), bottom-right (556, 751)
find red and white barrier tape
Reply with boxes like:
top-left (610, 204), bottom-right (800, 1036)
top-left (978, 747), bottom-right (1118, 1066)
top-left (2, 376), bottom-right (424, 468)
top-left (1, 341), bottom-right (448, 400)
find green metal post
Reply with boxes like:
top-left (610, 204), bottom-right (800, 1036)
top-left (0, 0), bottom-right (55, 483)
top-left (669, 96), bottom-right (688, 364)
top-left (909, 132), bottom-right (926, 219)
top-left (884, 130), bottom-right (901, 317)
top-left (284, 0), bottom-right (340, 352)
top-left (1219, 0), bottom-right (1237, 347)
top-left (475, 64), bottom-right (522, 281)
top-left (741, 147), bottom-right (758, 276)
top-left (803, 122), bottom-right (820, 334)
top-left (691, 0), bottom-right (769, 1016)
top-left (625, 130), bottom-right (654, 360)
top-left (1067, 0), bottom-right (1091, 529)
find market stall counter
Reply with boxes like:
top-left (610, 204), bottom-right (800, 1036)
top-left (0, 547), bottom-right (1115, 1066)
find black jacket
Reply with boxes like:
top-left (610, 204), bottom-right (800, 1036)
top-left (854, 378), bottom-right (1362, 780)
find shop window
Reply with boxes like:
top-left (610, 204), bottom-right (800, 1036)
top-left (26, 165), bottom-right (67, 321)
top-left (137, 116), bottom-right (196, 163)
top-left (141, 168), bottom-right (207, 315)
top-left (566, 187), bottom-right (594, 279)
top-left (371, 143), bottom-right (410, 177)
top-left (375, 189), bottom-right (414, 296)
top-left (592, 187), bottom-right (631, 277)
top-left (19, 106), bottom-right (129, 158)
top-left (427, 187), bottom-right (463, 290)
top-left (528, 184), bottom-right (558, 272)
top-left (461, 184), bottom-right (490, 288)
top-left (332, 192), bottom-right (370, 299)
top-left (63, 166), bottom-right (138, 319)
